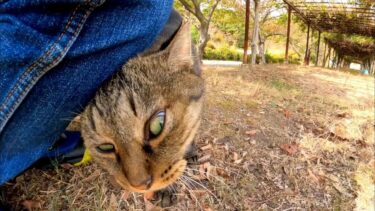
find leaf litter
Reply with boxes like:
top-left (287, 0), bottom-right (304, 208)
top-left (1, 65), bottom-right (374, 210)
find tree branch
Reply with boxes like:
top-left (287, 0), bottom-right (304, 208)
top-left (265, 32), bottom-right (285, 38)
top-left (208, 0), bottom-right (221, 22)
top-left (179, 0), bottom-right (198, 17)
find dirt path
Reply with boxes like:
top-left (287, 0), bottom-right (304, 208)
top-left (1, 64), bottom-right (374, 210)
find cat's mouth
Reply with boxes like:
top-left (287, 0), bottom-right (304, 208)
top-left (114, 144), bottom-right (196, 193)
top-left (115, 159), bottom-right (187, 193)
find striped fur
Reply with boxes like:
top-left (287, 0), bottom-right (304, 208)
top-left (81, 23), bottom-right (205, 193)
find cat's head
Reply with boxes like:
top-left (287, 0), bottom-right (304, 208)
top-left (81, 22), bottom-right (204, 193)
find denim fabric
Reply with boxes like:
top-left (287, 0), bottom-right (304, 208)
top-left (0, 0), bottom-right (173, 184)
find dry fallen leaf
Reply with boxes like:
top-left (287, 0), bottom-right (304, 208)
top-left (234, 159), bottom-right (243, 164)
top-left (189, 189), bottom-right (208, 198)
top-left (200, 144), bottom-right (213, 151)
top-left (283, 109), bottom-right (291, 118)
top-left (203, 204), bottom-right (214, 211)
top-left (201, 162), bottom-right (216, 180)
top-left (199, 164), bottom-right (206, 179)
top-left (233, 152), bottom-right (239, 161)
top-left (121, 190), bottom-right (131, 201)
top-left (144, 196), bottom-right (162, 211)
top-left (198, 154), bottom-right (211, 163)
top-left (82, 170), bottom-right (100, 182)
top-left (214, 136), bottom-right (231, 145)
top-left (307, 169), bottom-right (325, 185)
top-left (336, 111), bottom-right (349, 118)
top-left (224, 144), bottom-right (230, 151)
top-left (216, 168), bottom-right (230, 179)
top-left (109, 193), bottom-right (118, 210)
top-left (22, 200), bottom-right (42, 211)
top-left (60, 163), bottom-right (74, 170)
top-left (245, 130), bottom-right (258, 136)
top-left (279, 143), bottom-right (299, 156)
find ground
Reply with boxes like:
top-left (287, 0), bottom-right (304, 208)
top-left (1, 64), bottom-right (374, 210)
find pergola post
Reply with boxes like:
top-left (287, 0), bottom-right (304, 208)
top-left (242, 0), bottom-right (250, 64)
top-left (315, 31), bottom-right (321, 66)
top-left (284, 6), bottom-right (292, 64)
top-left (304, 24), bottom-right (310, 65)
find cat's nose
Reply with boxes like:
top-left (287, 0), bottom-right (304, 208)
top-left (130, 175), bottom-right (153, 190)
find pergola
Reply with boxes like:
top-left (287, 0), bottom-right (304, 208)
top-left (282, 0), bottom-right (375, 72)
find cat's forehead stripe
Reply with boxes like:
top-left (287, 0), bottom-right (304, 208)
top-left (128, 92), bottom-right (137, 117)
top-left (87, 106), bottom-right (97, 133)
top-left (92, 97), bottom-right (106, 118)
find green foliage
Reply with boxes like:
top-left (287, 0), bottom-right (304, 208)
top-left (212, 32), bottom-right (225, 43)
top-left (203, 43), bottom-right (242, 61)
top-left (324, 33), bottom-right (375, 45)
top-left (270, 79), bottom-right (295, 91)
top-left (173, 1), bottom-right (185, 14)
top-left (191, 25), bottom-right (199, 44)
top-left (265, 53), bottom-right (284, 63)
top-left (276, 13), bottom-right (288, 25)
top-left (265, 52), bottom-right (301, 64)
top-left (211, 9), bottom-right (245, 48)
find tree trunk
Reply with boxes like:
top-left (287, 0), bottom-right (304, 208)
top-left (327, 47), bottom-right (331, 68)
top-left (243, 0), bottom-right (250, 64)
top-left (332, 49), bottom-right (337, 68)
top-left (251, 0), bottom-right (260, 65)
top-left (322, 41), bottom-right (327, 67)
top-left (258, 34), bottom-right (266, 64)
top-left (197, 21), bottom-right (210, 61)
top-left (178, 0), bottom-right (220, 61)
top-left (304, 24), bottom-right (310, 65)
top-left (336, 53), bottom-right (342, 69)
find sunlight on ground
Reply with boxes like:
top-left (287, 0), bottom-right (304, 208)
top-left (354, 161), bottom-right (375, 211)
top-left (1, 64), bottom-right (374, 210)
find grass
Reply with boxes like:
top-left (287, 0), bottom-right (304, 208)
top-left (1, 64), bottom-right (374, 210)
top-left (270, 79), bottom-right (296, 91)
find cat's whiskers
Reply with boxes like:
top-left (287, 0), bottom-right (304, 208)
top-left (184, 166), bottom-right (232, 188)
top-left (177, 177), bottom-right (204, 210)
top-left (212, 165), bottom-right (245, 177)
top-left (180, 174), bottom-right (223, 208)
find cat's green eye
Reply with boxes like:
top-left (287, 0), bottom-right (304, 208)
top-left (149, 111), bottom-right (165, 138)
top-left (96, 143), bottom-right (115, 153)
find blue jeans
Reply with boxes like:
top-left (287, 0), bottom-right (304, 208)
top-left (0, 0), bottom-right (173, 184)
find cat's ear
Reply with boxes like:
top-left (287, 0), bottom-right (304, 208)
top-left (167, 22), bottom-right (200, 75)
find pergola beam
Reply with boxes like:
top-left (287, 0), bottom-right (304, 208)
top-left (283, 0), bottom-right (375, 37)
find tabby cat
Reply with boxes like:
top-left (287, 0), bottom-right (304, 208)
top-left (81, 22), bottom-right (204, 193)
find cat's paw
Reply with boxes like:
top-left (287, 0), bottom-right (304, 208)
top-left (152, 185), bottom-right (178, 208)
top-left (184, 142), bottom-right (199, 165)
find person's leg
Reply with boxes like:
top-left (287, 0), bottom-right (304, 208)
top-left (0, 0), bottom-right (173, 184)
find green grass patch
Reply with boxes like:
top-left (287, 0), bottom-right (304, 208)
top-left (270, 79), bottom-right (296, 91)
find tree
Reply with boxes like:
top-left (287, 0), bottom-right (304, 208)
top-left (243, 0), bottom-right (250, 64)
top-left (251, 0), bottom-right (260, 65)
top-left (257, 0), bottom-right (284, 64)
top-left (249, 0), bottom-right (284, 64)
top-left (178, 0), bottom-right (221, 60)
